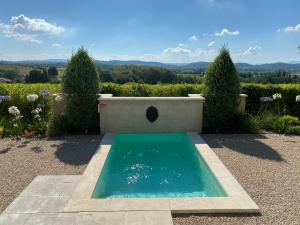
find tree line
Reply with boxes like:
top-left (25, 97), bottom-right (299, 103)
top-left (1, 63), bottom-right (300, 84)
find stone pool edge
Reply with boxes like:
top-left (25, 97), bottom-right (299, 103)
top-left (64, 132), bottom-right (260, 214)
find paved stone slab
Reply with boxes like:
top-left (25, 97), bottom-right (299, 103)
top-left (20, 176), bottom-right (81, 198)
top-left (4, 196), bottom-right (70, 214)
top-left (0, 213), bottom-right (29, 225)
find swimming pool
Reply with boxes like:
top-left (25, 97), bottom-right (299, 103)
top-left (92, 133), bottom-right (227, 198)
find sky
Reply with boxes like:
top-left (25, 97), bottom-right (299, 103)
top-left (0, 0), bottom-right (299, 64)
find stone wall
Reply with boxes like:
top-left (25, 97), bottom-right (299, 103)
top-left (98, 95), bottom-right (205, 134)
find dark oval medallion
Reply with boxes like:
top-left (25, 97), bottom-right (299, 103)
top-left (146, 106), bottom-right (158, 123)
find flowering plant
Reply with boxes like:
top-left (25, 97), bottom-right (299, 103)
top-left (26, 94), bottom-right (38, 102)
top-left (54, 94), bottom-right (64, 102)
top-left (272, 93), bottom-right (282, 100)
top-left (40, 90), bottom-right (51, 97)
top-left (32, 107), bottom-right (42, 120)
top-left (296, 95), bottom-right (300, 102)
top-left (0, 95), bottom-right (11, 104)
top-left (8, 106), bottom-right (23, 136)
top-left (260, 97), bottom-right (273, 102)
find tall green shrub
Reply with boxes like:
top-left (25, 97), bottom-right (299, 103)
top-left (203, 47), bottom-right (240, 131)
top-left (62, 48), bottom-right (99, 133)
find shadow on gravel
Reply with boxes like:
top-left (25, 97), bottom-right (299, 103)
top-left (173, 212), bottom-right (262, 218)
top-left (202, 134), bottom-right (284, 162)
top-left (53, 135), bottom-right (102, 166)
top-left (0, 148), bottom-right (10, 154)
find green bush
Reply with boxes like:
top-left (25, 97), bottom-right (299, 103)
top-left (286, 126), bottom-right (300, 135)
top-left (272, 115), bottom-right (300, 133)
top-left (257, 113), bottom-right (280, 130)
top-left (62, 48), bottom-right (99, 133)
top-left (203, 47), bottom-right (240, 132)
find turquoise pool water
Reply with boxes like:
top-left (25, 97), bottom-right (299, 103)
top-left (92, 133), bottom-right (226, 198)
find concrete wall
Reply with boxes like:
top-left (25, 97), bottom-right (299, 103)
top-left (99, 95), bottom-right (205, 134)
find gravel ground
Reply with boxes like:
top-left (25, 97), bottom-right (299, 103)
top-left (173, 133), bottom-right (300, 225)
top-left (0, 133), bottom-right (299, 225)
top-left (0, 135), bottom-right (102, 213)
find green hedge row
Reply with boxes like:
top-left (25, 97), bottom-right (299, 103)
top-left (1, 82), bottom-right (300, 118)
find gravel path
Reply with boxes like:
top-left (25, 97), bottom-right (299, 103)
top-left (0, 133), bottom-right (299, 225)
top-left (0, 135), bottom-right (102, 213)
top-left (173, 133), bottom-right (300, 225)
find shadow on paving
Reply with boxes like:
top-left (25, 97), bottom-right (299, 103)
top-left (202, 134), bottom-right (284, 162)
top-left (53, 135), bottom-right (102, 166)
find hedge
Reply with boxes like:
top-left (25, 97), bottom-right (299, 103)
top-left (1, 83), bottom-right (300, 119)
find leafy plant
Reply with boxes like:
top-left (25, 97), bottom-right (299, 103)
top-left (202, 47), bottom-right (240, 132)
top-left (287, 125), bottom-right (300, 135)
top-left (272, 115), bottom-right (300, 133)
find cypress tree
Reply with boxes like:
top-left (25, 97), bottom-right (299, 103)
top-left (203, 47), bottom-right (240, 132)
top-left (62, 48), bottom-right (99, 133)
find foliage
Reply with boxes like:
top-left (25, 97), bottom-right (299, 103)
top-left (242, 83), bottom-right (300, 117)
top-left (257, 113), bottom-right (300, 134)
top-left (272, 115), bottom-right (300, 133)
top-left (25, 69), bottom-right (49, 83)
top-left (0, 126), bottom-right (3, 137)
top-left (287, 125), bottom-right (300, 135)
top-left (99, 65), bottom-right (180, 84)
top-left (62, 48), bottom-right (99, 133)
top-left (234, 113), bottom-right (259, 133)
top-left (100, 83), bottom-right (204, 96)
top-left (239, 70), bottom-right (300, 84)
top-left (47, 115), bottom-right (70, 136)
top-left (48, 66), bottom-right (58, 76)
top-left (0, 83), bottom-right (58, 137)
top-left (0, 69), bottom-right (23, 82)
top-left (203, 47), bottom-right (240, 132)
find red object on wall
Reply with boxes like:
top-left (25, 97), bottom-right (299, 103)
top-left (99, 102), bottom-right (106, 109)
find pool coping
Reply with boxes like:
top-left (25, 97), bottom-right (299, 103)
top-left (64, 132), bottom-right (260, 214)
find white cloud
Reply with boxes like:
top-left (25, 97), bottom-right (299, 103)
top-left (162, 46), bottom-right (192, 56)
top-left (178, 43), bottom-right (187, 47)
top-left (215, 28), bottom-right (240, 37)
top-left (208, 41), bottom-right (215, 47)
top-left (0, 15), bottom-right (65, 43)
top-left (243, 45), bottom-right (261, 55)
top-left (51, 43), bottom-right (61, 48)
top-left (278, 24), bottom-right (300, 33)
top-left (0, 23), bottom-right (41, 43)
top-left (188, 35), bottom-right (198, 41)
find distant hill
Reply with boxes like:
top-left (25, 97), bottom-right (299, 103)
top-left (1, 59), bottom-right (300, 72)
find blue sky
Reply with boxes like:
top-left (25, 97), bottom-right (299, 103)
top-left (0, 0), bottom-right (299, 64)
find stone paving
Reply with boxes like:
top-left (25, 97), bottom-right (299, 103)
top-left (0, 175), bottom-right (173, 225)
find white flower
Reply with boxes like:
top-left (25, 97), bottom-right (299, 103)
top-left (8, 106), bottom-right (20, 116)
top-left (13, 123), bottom-right (18, 127)
top-left (272, 93), bottom-right (282, 100)
top-left (32, 107), bottom-right (42, 114)
top-left (296, 95), bottom-right (300, 102)
top-left (27, 94), bottom-right (39, 102)
top-left (55, 94), bottom-right (63, 102)
top-left (34, 114), bottom-right (41, 119)
top-left (260, 97), bottom-right (273, 102)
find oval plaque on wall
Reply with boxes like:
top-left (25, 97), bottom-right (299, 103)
top-left (146, 106), bottom-right (158, 123)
